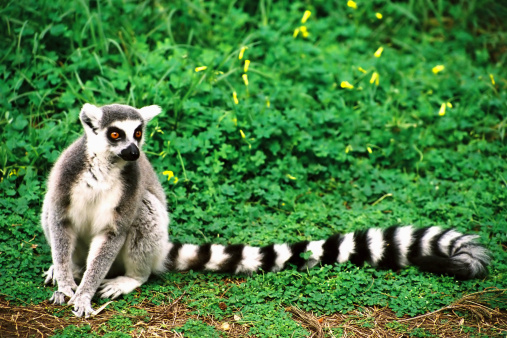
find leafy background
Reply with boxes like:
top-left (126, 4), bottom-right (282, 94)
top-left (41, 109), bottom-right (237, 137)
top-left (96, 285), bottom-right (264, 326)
top-left (1, 0), bottom-right (506, 336)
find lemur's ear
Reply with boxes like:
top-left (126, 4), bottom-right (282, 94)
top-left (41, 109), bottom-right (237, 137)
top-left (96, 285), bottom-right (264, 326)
top-left (138, 105), bottom-right (162, 122)
top-left (80, 103), bottom-right (103, 134)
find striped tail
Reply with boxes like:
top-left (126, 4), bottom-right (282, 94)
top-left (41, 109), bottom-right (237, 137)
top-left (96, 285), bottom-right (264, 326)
top-left (165, 226), bottom-right (489, 280)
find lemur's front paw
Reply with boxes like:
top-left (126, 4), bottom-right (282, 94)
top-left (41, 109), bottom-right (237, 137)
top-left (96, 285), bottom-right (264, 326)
top-left (69, 293), bottom-right (94, 318)
top-left (49, 282), bottom-right (77, 305)
top-left (49, 291), bottom-right (67, 305)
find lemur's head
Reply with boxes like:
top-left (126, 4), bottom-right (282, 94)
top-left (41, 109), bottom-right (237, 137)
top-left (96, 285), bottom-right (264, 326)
top-left (79, 103), bottom-right (161, 161)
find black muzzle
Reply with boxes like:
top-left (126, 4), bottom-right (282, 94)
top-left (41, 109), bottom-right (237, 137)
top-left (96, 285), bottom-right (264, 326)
top-left (120, 144), bottom-right (140, 161)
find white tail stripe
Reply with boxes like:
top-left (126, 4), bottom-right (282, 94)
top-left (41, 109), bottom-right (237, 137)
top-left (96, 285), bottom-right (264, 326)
top-left (451, 235), bottom-right (479, 255)
top-left (421, 226), bottom-right (442, 256)
top-left (367, 228), bottom-right (384, 266)
top-left (205, 244), bottom-right (229, 271)
top-left (438, 230), bottom-right (462, 255)
top-left (236, 246), bottom-right (262, 274)
top-left (306, 240), bottom-right (325, 268)
top-left (176, 244), bottom-right (199, 270)
top-left (273, 244), bottom-right (291, 272)
top-left (338, 233), bottom-right (355, 263)
top-left (396, 225), bottom-right (414, 266)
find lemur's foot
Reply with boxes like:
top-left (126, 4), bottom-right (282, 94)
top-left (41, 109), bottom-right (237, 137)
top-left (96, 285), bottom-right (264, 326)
top-left (100, 276), bottom-right (143, 299)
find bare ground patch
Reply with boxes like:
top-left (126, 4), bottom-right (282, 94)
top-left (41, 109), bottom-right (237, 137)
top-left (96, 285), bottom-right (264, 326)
top-left (1, 288), bottom-right (506, 337)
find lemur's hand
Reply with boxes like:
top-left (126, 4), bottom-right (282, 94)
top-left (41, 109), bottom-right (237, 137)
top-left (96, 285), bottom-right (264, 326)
top-left (69, 292), bottom-right (94, 318)
top-left (46, 266), bottom-right (78, 305)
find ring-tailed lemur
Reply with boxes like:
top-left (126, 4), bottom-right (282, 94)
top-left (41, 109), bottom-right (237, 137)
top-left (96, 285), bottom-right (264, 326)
top-left (41, 103), bottom-right (490, 318)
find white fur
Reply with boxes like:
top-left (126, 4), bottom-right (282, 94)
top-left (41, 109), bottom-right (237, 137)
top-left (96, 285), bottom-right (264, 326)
top-left (147, 194), bottom-right (171, 274)
top-left (367, 228), bottom-right (384, 266)
top-left (272, 244), bottom-right (291, 272)
top-left (396, 226), bottom-right (414, 267)
top-left (205, 245), bottom-right (229, 271)
top-left (138, 105), bottom-right (162, 121)
top-left (86, 234), bottom-right (109, 267)
top-left (176, 244), bottom-right (199, 271)
top-left (450, 234), bottom-right (479, 255)
top-left (81, 103), bottom-right (103, 122)
top-left (69, 163), bottom-right (123, 236)
top-left (338, 232), bottom-right (355, 263)
top-left (111, 120), bottom-right (143, 136)
top-left (438, 230), bottom-right (462, 256)
top-left (84, 132), bottom-right (110, 157)
top-left (420, 226), bottom-right (442, 256)
top-left (236, 246), bottom-right (262, 274)
top-left (100, 276), bottom-right (144, 299)
top-left (306, 240), bottom-right (325, 268)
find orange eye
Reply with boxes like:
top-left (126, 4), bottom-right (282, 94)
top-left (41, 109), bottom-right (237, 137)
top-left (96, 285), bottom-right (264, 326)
top-left (110, 132), bottom-right (120, 139)
top-left (135, 130), bottom-right (142, 138)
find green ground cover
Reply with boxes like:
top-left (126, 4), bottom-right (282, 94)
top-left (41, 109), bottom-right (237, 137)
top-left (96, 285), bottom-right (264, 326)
top-left (1, 0), bottom-right (506, 336)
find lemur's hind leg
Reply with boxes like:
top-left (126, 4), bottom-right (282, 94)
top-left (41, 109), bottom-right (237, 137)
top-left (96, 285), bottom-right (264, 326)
top-left (99, 192), bottom-right (169, 299)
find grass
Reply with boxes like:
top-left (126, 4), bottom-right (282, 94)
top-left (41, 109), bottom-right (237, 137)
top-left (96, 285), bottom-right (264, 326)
top-left (1, 0), bottom-right (506, 336)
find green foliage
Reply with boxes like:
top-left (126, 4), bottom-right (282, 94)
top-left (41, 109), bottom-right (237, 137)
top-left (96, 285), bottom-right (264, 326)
top-left (52, 325), bottom-right (96, 338)
top-left (173, 319), bottom-right (224, 338)
top-left (1, 0), bottom-right (506, 336)
top-left (98, 316), bottom-right (134, 336)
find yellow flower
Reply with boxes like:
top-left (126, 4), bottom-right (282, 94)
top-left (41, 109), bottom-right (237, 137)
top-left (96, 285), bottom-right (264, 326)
top-left (432, 65), bottom-right (445, 74)
top-left (438, 103), bottom-right (446, 116)
top-left (340, 81), bottom-right (354, 89)
top-left (347, 0), bottom-right (357, 9)
top-left (240, 129), bottom-right (246, 138)
top-left (374, 47), bottom-right (383, 58)
top-left (300, 26), bottom-right (309, 38)
top-left (233, 91), bottom-right (239, 104)
top-left (489, 74), bottom-right (495, 85)
top-left (242, 73), bottom-right (249, 86)
top-left (301, 10), bottom-right (311, 24)
top-left (370, 72), bottom-right (379, 86)
top-left (345, 145), bottom-right (353, 153)
top-left (266, 97), bottom-right (271, 108)
top-left (239, 46), bottom-right (248, 60)
top-left (286, 174), bottom-right (297, 180)
top-left (163, 171), bottom-right (178, 183)
top-left (244, 59), bottom-right (250, 73)
top-left (367, 146), bottom-right (373, 154)
top-left (358, 66), bottom-right (367, 73)
top-left (375, 12), bottom-right (383, 19)
top-left (446, 102), bottom-right (452, 108)
top-left (293, 27), bottom-right (300, 38)
top-left (195, 66), bottom-right (207, 72)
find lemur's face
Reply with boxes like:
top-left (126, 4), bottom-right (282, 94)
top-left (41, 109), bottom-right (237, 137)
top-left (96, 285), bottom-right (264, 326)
top-left (79, 103), bottom-right (161, 162)
top-left (104, 119), bottom-right (144, 161)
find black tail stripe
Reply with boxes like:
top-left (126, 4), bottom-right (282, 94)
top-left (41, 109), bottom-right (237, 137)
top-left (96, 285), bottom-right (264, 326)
top-left (287, 240), bottom-right (310, 270)
top-left (377, 225), bottom-right (400, 270)
top-left (321, 234), bottom-right (341, 265)
top-left (454, 248), bottom-right (489, 266)
top-left (407, 227), bottom-right (430, 260)
top-left (349, 230), bottom-right (370, 266)
top-left (220, 244), bottom-right (245, 273)
top-left (431, 228), bottom-right (452, 257)
top-left (449, 235), bottom-right (467, 256)
top-left (260, 244), bottom-right (277, 272)
top-left (166, 242), bottom-right (183, 271)
top-left (187, 243), bottom-right (212, 271)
